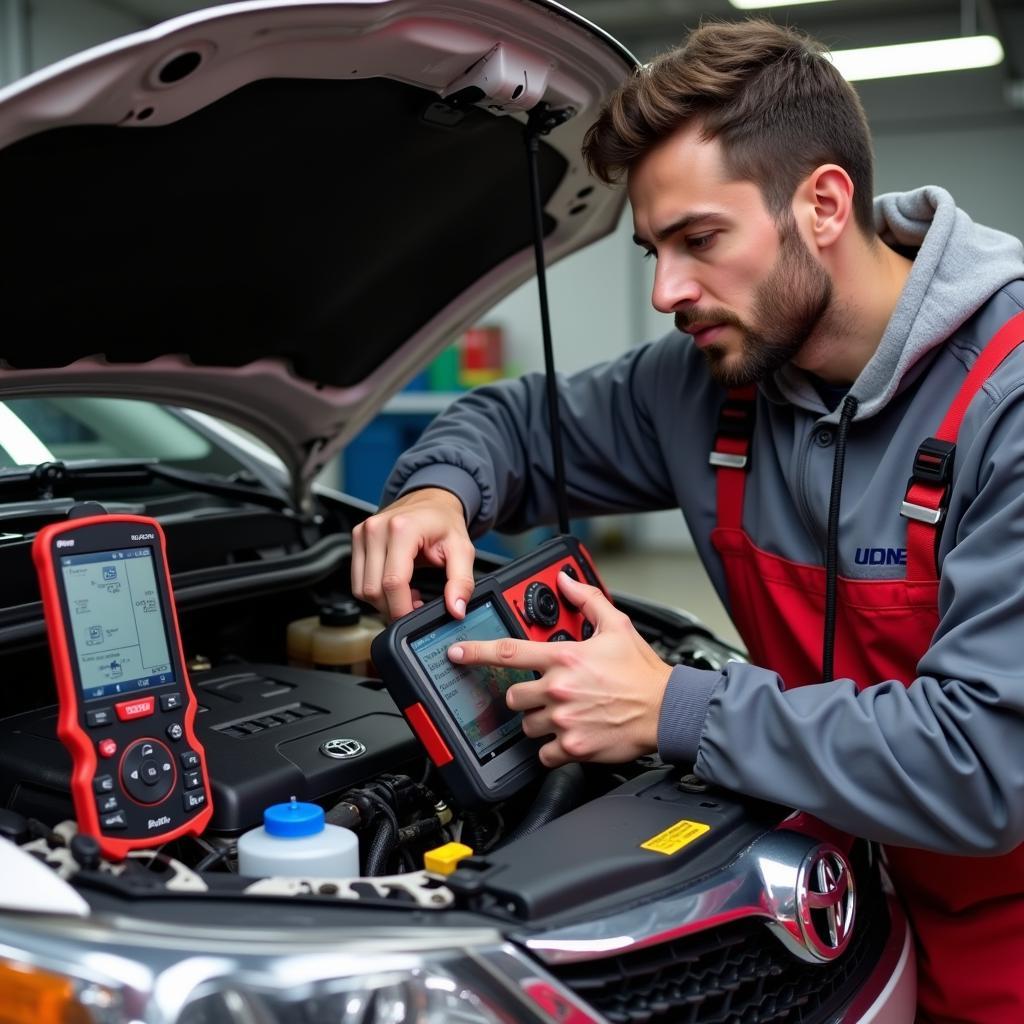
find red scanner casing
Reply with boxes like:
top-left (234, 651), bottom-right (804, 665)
top-left (372, 534), bottom-right (608, 805)
top-left (32, 513), bottom-right (212, 859)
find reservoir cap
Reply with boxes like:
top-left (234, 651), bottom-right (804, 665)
top-left (264, 800), bottom-right (324, 838)
top-left (320, 601), bottom-right (361, 627)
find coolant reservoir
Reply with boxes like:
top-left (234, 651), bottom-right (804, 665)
top-left (237, 799), bottom-right (360, 878)
top-left (286, 601), bottom-right (382, 675)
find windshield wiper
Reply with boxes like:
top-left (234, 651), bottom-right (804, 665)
top-left (0, 460), bottom-right (292, 512)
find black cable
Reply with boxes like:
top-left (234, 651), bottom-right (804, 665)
top-left (27, 818), bottom-right (63, 847)
top-left (822, 394), bottom-right (859, 682)
top-left (460, 811), bottom-right (486, 851)
top-left (361, 791), bottom-right (400, 834)
top-left (499, 764), bottom-right (586, 847)
top-left (192, 835), bottom-right (218, 855)
top-left (525, 117), bottom-right (570, 536)
top-left (195, 845), bottom-right (236, 872)
top-left (364, 816), bottom-right (398, 876)
top-left (354, 785), bottom-right (404, 876)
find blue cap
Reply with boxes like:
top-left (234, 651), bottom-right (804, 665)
top-left (263, 800), bottom-right (324, 838)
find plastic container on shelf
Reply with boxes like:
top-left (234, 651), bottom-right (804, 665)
top-left (427, 344), bottom-right (462, 391)
top-left (237, 799), bottom-right (359, 879)
top-left (459, 324), bottom-right (504, 387)
top-left (286, 601), bottom-right (383, 675)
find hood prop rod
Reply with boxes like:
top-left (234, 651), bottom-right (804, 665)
top-left (525, 103), bottom-right (574, 537)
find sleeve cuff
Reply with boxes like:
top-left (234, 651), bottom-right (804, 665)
top-left (657, 664), bottom-right (725, 765)
top-left (395, 466), bottom-right (482, 526)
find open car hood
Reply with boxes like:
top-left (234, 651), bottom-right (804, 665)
top-left (0, 0), bottom-right (635, 507)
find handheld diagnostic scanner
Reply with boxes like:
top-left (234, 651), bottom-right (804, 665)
top-left (372, 535), bottom-right (606, 805)
top-left (32, 507), bottom-right (212, 858)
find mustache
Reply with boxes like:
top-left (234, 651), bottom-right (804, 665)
top-left (674, 308), bottom-right (744, 334)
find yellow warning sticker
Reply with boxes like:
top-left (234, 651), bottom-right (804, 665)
top-left (640, 819), bottom-right (711, 855)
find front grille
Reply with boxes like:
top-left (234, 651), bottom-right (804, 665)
top-left (545, 845), bottom-right (888, 1024)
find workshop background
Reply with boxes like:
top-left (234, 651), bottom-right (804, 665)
top-left (2, 0), bottom-right (1022, 646)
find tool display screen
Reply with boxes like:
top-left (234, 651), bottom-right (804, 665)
top-left (409, 601), bottom-right (534, 764)
top-left (60, 547), bottom-right (176, 701)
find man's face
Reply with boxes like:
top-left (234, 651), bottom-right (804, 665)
top-left (629, 125), bottom-right (832, 387)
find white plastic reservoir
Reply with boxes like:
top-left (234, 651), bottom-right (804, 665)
top-left (237, 799), bottom-right (359, 878)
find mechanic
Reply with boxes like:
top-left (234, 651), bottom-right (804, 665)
top-left (352, 19), bottom-right (1024, 1023)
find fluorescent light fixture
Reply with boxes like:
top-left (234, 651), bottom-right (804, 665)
top-left (730, 0), bottom-right (836, 8)
top-left (828, 35), bottom-right (1004, 81)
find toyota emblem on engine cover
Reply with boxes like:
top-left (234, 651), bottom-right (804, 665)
top-left (320, 738), bottom-right (367, 760)
top-left (796, 844), bottom-right (856, 961)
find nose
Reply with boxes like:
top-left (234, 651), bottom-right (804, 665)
top-left (650, 257), bottom-right (702, 314)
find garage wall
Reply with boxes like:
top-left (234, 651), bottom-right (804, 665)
top-left (28, 1), bottom-right (143, 71)
top-left (0, 0), bottom-right (29, 84)
top-left (0, 0), bottom-right (145, 83)
top-left (4, 1), bottom-right (1023, 548)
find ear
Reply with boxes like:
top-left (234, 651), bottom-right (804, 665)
top-left (793, 164), bottom-right (854, 252)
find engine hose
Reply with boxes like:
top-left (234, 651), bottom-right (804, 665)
top-left (397, 816), bottom-right (442, 845)
top-left (499, 763), bottom-right (586, 847)
top-left (364, 814), bottom-right (398, 876)
top-left (324, 800), bottom-right (363, 831)
top-left (460, 811), bottom-right (490, 851)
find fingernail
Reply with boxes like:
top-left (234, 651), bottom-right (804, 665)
top-left (455, 598), bottom-right (466, 616)
top-left (449, 645), bottom-right (464, 662)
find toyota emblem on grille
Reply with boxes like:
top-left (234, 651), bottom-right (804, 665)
top-left (320, 738), bottom-right (367, 760)
top-left (796, 844), bottom-right (856, 961)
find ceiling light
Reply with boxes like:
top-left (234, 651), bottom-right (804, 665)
top-left (729, 0), bottom-right (837, 8)
top-left (828, 35), bottom-right (1004, 81)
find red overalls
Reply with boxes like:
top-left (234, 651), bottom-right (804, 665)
top-left (709, 312), bottom-right (1024, 1023)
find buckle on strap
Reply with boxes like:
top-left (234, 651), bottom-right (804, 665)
top-left (710, 395), bottom-right (755, 471)
top-left (716, 397), bottom-right (756, 439)
top-left (911, 437), bottom-right (956, 485)
top-left (900, 437), bottom-right (956, 524)
top-left (900, 500), bottom-right (944, 525)
top-left (709, 451), bottom-right (748, 470)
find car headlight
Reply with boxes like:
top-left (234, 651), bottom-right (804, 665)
top-left (178, 965), bottom-right (507, 1024)
top-left (0, 913), bottom-right (576, 1024)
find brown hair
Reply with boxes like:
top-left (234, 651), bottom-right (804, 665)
top-left (582, 19), bottom-right (875, 234)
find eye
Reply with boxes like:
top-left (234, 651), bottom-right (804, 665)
top-left (687, 232), bottom-right (717, 252)
top-left (641, 249), bottom-right (656, 261)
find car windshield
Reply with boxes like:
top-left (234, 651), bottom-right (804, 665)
top-left (0, 397), bottom-right (252, 477)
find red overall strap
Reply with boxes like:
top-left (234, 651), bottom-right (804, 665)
top-left (904, 310), bottom-right (1024, 582)
top-left (711, 386), bottom-right (757, 530)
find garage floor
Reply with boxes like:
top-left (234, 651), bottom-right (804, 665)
top-left (594, 549), bottom-right (743, 651)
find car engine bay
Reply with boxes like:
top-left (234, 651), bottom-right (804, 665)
top-left (0, 496), bottom-right (750, 883)
top-left (0, 497), bottom-right (899, 1024)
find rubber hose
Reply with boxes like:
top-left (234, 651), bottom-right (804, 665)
top-left (364, 815), bottom-right (397, 876)
top-left (500, 763), bottom-right (586, 846)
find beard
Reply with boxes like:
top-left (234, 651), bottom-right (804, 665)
top-left (675, 218), bottom-right (833, 388)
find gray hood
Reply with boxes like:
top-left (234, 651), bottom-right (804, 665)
top-left (0, 0), bottom-right (635, 510)
top-left (767, 185), bottom-right (1024, 420)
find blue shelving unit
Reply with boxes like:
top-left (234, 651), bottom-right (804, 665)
top-left (341, 394), bottom-right (587, 559)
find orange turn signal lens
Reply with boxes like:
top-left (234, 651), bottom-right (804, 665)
top-left (0, 960), bottom-right (92, 1024)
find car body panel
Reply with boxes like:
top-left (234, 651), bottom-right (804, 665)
top-left (0, 0), bottom-right (634, 506)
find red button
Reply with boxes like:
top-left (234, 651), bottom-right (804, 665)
top-left (98, 738), bottom-right (118, 758)
top-left (404, 703), bottom-right (454, 767)
top-left (116, 695), bottom-right (155, 721)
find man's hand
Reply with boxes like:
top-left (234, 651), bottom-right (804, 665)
top-left (351, 488), bottom-right (476, 622)
top-left (448, 571), bottom-right (672, 768)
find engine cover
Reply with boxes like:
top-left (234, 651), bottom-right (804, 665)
top-left (0, 664), bottom-right (420, 834)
